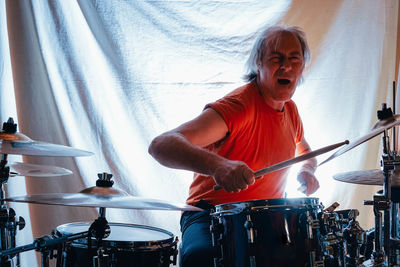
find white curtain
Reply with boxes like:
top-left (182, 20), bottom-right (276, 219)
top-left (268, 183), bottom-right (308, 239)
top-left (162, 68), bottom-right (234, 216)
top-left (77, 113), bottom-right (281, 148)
top-left (1, 0), bottom-right (399, 265)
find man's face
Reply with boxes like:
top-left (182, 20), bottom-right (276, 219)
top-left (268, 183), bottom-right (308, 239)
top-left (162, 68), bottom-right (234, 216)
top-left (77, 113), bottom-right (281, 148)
top-left (257, 32), bottom-right (305, 106)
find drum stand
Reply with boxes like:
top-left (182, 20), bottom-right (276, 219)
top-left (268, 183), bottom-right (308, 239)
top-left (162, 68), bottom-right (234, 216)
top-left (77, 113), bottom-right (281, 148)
top-left (0, 158), bottom-right (25, 266)
top-left (363, 106), bottom-right (400, 266)
top-left (87, 173), bottom-right (113, 267)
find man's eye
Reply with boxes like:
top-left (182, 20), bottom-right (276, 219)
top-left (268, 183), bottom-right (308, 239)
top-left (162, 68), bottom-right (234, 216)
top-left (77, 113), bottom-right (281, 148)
top-left (290, 57), bottom-right (301, 62)
top-left (270, 57), bottom-right (281, 62)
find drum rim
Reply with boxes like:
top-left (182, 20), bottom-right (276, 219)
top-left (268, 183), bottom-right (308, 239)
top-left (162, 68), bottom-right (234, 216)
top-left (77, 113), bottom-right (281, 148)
top-left (212, 197), bottom-right (321, 216)
top-left (56, 221), bottom-right (176, 249)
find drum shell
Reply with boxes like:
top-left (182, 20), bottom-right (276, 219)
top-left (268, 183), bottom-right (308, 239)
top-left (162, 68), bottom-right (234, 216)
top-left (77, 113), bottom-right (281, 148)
top-left (56, 222), bottom-right (177, 267)
top-left (211, 198), bottom-right (323, 267)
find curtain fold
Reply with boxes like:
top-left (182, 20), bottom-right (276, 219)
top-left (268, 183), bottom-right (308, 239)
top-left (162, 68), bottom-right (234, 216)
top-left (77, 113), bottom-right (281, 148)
top-left (1, 0), bottom-right (399, 265)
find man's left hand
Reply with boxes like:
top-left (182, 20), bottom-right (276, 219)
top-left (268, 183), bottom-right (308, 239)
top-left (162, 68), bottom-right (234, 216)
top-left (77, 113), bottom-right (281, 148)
top-left (297, 169), bottom-right (319, 196)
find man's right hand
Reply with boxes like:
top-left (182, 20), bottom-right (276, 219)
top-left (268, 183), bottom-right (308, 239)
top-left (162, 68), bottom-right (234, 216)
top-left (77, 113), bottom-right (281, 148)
top-left (212, 160), bottom-right (255, 193)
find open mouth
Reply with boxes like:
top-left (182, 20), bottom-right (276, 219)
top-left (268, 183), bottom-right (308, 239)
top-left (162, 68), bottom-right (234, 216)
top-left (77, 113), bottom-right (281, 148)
top-left (277, 79), bottom-right (291, 85)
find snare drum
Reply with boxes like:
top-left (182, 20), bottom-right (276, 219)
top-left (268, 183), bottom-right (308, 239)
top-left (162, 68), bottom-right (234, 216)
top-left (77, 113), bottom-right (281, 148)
top-left (210, 198), bottom-right (324, 267)
top-left (56, 222), bottom-right (178, 267)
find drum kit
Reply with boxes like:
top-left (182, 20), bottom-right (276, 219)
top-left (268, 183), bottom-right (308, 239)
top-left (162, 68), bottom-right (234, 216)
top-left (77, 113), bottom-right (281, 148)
top-left (209, 103), bottom-right (400, 267)
top-left (0, 102), bottom-right (400, 267)
top-left (0, 118), bottom-right (201, 267)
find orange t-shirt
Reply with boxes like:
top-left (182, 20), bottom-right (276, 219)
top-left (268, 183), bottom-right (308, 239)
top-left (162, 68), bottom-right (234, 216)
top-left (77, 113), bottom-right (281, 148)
top-left (186, 82), bottom-right (304, 206)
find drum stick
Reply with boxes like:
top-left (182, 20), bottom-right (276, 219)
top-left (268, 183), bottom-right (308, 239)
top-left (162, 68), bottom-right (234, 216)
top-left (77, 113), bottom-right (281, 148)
top-left (213, 140), bottom-right (349, 191)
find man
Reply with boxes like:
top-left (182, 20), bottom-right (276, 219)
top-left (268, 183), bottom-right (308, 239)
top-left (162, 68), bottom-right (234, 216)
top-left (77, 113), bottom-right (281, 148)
top-left (148, 25), bottom-right (319, 266)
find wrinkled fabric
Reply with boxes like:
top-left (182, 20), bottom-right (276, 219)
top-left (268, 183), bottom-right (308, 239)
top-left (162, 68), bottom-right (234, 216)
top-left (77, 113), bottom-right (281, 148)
top-left (1, 1), bottom-right (399, 266)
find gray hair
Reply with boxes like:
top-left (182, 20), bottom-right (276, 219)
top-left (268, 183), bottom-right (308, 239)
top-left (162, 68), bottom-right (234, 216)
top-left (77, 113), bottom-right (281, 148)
top-left (243, 25), bottom-right (310, 82)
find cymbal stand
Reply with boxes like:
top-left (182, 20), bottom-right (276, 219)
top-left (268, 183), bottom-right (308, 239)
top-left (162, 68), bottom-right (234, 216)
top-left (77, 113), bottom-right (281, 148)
top-left (0, 119), bottom-right (26, 267)
top-left (362, 105), bottom-right (398, 266)
top-left (88, 173), bottom-right (112, 267)
top-left (0, 156), bottom-right (26, 267)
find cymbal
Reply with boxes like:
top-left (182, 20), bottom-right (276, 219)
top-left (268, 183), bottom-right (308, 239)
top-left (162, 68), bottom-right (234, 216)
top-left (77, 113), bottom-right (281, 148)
top-left (0, 132), bottom-right (93, 157)
top-left (9, 162), bottom-right (72, 177)
top-left (4, 186), bottom-right (202, 211)
top-left (333, 169), bottom-right (400, 186)
top-left (320, 114), bottom-right (400, 166)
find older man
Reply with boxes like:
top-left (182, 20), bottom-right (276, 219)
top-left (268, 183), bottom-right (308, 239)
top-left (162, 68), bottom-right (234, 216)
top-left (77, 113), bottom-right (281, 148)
top-left (149, 25), bottom-right (319, 267)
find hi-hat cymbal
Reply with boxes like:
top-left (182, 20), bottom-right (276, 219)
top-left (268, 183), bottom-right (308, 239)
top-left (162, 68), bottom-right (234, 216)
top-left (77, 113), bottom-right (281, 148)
top-left (333, 169), bottom-right (400, 186)
top-left (320, 114), bottom-right (400, 166)
top-left (4, 186), bottom-right (202, 211)
top-left (9, 162), bottom-right (72, 177)
top-left (0, 132), bottom-right (93, 157)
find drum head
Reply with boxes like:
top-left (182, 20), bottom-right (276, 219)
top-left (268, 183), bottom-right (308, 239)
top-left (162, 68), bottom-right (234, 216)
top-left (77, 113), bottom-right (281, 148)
top-left (213, 197), bottom-right (321, 216)
top-left (56, 222), bottom-right (175, 249)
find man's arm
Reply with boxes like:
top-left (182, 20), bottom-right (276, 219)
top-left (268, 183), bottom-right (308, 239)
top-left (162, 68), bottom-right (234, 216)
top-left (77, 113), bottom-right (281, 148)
top-left (296, 138), bottom-right (319, 195)
top-left (148, 108), bottom-right (255, 192)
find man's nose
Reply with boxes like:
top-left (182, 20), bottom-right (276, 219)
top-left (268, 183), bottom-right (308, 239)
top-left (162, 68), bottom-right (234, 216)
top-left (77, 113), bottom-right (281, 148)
top-left (280, 58), bottom-right (291, 70)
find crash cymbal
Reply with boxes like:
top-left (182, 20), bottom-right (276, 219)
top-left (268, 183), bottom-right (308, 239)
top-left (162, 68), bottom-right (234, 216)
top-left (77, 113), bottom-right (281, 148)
top-left (333, 169), bottom-right (400, 186)
top-left (9, 162), bottom-right (72, 177)
top-left (4, 186), bottom-right (202, 211)
top-left (0, 118), bottom-right (93, 157)
top-left (0, 139), bottom-right (93, 157)
top-left (320, 114), bottom-right (400, 166)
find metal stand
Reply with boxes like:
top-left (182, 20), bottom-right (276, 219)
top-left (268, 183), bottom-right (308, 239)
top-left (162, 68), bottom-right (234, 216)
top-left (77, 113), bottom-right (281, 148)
top-left (88, 173), bottom-right (112, 267)
top-left (0, 230), bottom-right (89, 266)
top-left (0, 118), bottom-right (26, 267)
top-left (363, 104), bottom-right (400, 266)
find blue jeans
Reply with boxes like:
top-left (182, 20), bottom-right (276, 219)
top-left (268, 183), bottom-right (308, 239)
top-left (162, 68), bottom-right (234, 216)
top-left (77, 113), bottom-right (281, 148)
top-left (179, 200), bottom-right (218, 267)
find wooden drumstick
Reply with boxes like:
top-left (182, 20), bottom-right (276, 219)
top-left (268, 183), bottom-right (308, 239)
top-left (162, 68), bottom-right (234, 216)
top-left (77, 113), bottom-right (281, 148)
top-left (213, 140), bottom-right (349, 191)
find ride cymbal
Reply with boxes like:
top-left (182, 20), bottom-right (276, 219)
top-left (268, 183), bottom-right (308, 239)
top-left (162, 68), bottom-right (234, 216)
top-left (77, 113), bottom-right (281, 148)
top-left (333, 169), bottom-right (400, 186)
top-left (5, 186), bottom-right (202, 211)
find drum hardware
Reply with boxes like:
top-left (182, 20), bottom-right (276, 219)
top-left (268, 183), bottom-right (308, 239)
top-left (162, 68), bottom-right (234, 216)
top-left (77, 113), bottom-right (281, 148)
top-left (343, 217), bottom-right (366, 266)
top-left (87, 173), bottom-right (112, 267)
top-left (306, 210), bottom-right (320, 266)
top-left (244, 214), bottom-right (256, 267)
top-left (3, 172), bottom-right (182, 267)
top-left (316, 209), bottom-right (345, 267)
top-left (210, 214), bottom-right (224, 267)
top-left (210, 198), bottom-right (326, 267)
top-left (0, 229), bottom-right (89, 267)
top-left (0, 117), bottom-right (91, 266)
top-left (0, 119), bottom-right (24, 267)
top-left (329, 104), bottom-right (400, 266)
top-left (0, 118), bottom-right (184, 266)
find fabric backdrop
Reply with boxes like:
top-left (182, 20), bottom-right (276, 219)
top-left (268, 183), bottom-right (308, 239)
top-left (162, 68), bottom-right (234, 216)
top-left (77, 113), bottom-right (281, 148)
top-left (1, 0), bottom-right (399, 266)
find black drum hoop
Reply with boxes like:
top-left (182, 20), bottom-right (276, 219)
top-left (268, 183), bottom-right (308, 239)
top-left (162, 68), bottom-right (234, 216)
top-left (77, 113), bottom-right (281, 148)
top-left (212, 197), bottom-right (322, 216)
top-left (56, 222), bottom-right (177, 251)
